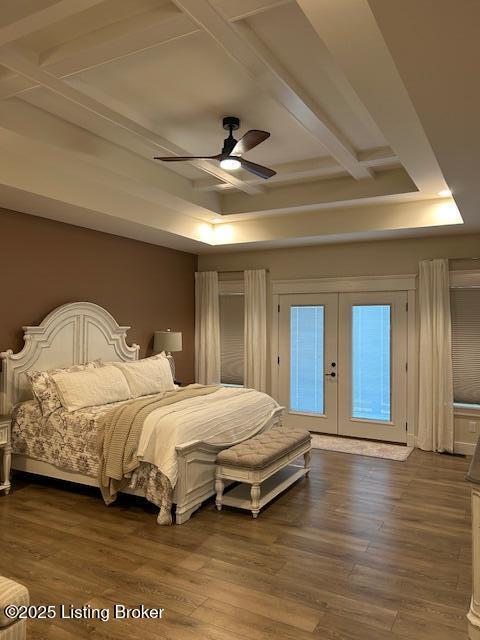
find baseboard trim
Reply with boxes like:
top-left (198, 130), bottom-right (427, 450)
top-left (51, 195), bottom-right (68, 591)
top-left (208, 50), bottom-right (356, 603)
top-left (411, 437), bottom-right (474, 455)
top-left (455, 441), bottom-right (476, 456)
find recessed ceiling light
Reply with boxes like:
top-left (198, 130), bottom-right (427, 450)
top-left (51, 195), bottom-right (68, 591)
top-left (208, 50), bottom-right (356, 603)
top-left (219, 157), bottom-right (241, 171)
top-left (214, 224), bottom-right (233, 244)
top-left (438, 189), bottom-right (452, 197)
top-left (436, 201), bottom-right (463, 225)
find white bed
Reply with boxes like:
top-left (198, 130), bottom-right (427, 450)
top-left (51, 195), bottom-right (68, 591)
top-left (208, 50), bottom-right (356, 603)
top-left (0, 302), bottom-right (283, 524)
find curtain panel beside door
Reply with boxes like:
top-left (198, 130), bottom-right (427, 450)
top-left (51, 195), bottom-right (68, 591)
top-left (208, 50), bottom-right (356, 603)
top-left (417, 259), bottom-right (454, 453)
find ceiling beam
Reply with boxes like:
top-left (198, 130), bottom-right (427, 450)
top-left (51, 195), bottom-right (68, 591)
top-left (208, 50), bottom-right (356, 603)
top-left (211, 0), bottom-right (292, 22)
top-left (42, 10), bottom-right (198, 78)
top-left (0, 11), bottom-right (191, 99)
top-left (172, 0), bottom-right (372, 180)
top-left (296, 0), bottom-right (448, 196)
top-left (0, 0), bottom-right (289, 94)
top-left (0, 0), bottom-right (104, 47)
top-left (42, 0), bottom-right (291, 74)
top-left (194, 147), bottom-right (399, 191)
top-left (0, 45), bottom-right (262, 195)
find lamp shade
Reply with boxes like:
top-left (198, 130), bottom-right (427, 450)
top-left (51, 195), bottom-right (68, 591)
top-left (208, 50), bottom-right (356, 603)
top-left (154, 330), bottom-right (182, 353)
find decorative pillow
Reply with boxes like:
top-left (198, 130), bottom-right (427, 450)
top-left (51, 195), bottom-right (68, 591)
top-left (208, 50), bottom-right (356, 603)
top-left (26, 361), bottom-right (102, 417)
top-left (52, 365), bottom-right (131, 412)
top-left (112, 353), bottom-right (175, 398)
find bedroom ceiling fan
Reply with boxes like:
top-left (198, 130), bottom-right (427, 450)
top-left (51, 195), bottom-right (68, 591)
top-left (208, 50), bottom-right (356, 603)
top-left (154, 116), bottom-right (276, 179)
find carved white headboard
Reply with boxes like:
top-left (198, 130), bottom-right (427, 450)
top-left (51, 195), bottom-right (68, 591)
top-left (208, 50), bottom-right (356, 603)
top-left (0, 302), bottom-right (139, 414)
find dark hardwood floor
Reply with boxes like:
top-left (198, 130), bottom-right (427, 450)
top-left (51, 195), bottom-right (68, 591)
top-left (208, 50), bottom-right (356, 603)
top-left (0, 448), bottom-right (472, 639)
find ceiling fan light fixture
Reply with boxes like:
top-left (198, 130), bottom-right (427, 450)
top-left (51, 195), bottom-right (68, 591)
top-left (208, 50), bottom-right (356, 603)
top-left (154, 118), bottom-right (275, 179)
top-left (220, 157), bottom-right (241, 171)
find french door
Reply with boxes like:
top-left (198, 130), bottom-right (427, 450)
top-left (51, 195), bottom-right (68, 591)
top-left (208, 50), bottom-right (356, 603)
top-left (278, 291), bottom-right (408, 443)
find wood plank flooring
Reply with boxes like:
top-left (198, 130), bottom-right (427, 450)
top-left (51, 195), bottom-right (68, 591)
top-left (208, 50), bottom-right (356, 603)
top-left (0, 448), bottom-right (472, 639)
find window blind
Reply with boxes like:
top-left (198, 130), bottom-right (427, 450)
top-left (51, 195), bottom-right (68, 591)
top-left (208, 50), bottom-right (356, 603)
top-left (219, 294), bottom-right (244, 385)
top-left (451, 288), bottom-right (480, 405)
top-left (352, 305), bottom-right (391, 421)
top-left (290, 305), bottom-right (324, 414)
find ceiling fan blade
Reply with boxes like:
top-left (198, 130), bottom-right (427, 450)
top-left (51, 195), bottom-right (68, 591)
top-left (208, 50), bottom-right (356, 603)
top-left (231, 130), bottom-right (270, 156)
top-left (154, 155), bottom-right (220, 161)
top-left (239, 158), bottom-right (276, 179)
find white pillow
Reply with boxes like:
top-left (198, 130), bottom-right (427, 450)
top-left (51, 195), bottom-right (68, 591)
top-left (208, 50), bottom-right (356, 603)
top-left (53, 365), bottom-right (131, 412)
top-left (112, 355), bottom-right (175, 398)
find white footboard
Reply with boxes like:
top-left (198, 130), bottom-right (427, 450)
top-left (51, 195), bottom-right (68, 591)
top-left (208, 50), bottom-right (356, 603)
top-left (173, 406), bottom-right (284, 524)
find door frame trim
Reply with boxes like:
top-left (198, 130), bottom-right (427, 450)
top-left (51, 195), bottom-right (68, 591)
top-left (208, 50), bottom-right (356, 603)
top-left (273, 274), bottom-right (416, 295)
top-left (271, 275), bottom-right (417, 446)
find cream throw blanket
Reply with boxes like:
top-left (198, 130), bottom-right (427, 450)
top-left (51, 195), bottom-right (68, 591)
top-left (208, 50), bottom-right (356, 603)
top-left (98, 384), bottom-right (219, 505)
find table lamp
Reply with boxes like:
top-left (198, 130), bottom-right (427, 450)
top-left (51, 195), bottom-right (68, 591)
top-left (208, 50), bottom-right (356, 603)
top-left (153, 329), bottom-right (182, 380)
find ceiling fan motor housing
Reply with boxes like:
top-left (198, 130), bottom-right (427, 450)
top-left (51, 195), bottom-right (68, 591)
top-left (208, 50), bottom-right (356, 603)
top-left (222, 116), bottom-right (240, 131)
top-left (222, 116), bottom-right (240, 155)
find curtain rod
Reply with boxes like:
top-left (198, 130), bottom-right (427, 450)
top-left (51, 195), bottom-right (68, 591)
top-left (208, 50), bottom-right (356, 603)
top-left (422, 257), bottom-right (480, 262)
top-left (218, 269), bottom-right (270, 274)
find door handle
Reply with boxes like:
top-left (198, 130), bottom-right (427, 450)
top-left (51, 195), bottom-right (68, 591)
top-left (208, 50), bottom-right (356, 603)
top-left (325, 372), bottom-right (336, 378)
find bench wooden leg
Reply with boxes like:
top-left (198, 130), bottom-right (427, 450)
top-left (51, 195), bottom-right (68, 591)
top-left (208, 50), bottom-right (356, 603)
top-left (251, 483), bottom-right (261, 519)
top-left (215, 475), bottom-right (224, 511)
top-left (304, 449), bottom-right (311, 477)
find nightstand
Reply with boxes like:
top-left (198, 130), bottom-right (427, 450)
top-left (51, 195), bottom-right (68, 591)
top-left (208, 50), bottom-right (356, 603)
top-left (0, 415), bottom-right (11, 495)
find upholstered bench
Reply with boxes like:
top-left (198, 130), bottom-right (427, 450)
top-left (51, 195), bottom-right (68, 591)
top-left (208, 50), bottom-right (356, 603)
top-left (215, 426), bottom-right (311, 518)
top-left (0, 577), bottom-right (29, 640)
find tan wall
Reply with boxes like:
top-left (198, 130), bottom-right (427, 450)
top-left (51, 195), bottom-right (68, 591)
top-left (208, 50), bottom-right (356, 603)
top-left (199, 231), bottom-right (480, 450)
top-left (198, 232), bottom-right (480, 278)
top-left (0, 209), bottom-right (197, 383)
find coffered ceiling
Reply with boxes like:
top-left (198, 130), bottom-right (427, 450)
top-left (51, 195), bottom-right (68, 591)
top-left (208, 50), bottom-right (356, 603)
top-left (0, 0), bottom-right (474, 252)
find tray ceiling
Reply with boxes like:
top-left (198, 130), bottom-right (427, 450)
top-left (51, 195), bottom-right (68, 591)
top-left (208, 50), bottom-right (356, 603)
top-left (0, 0), bottom-right (472, 252)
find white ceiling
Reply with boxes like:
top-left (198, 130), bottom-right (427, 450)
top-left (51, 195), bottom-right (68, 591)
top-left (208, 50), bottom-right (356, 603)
top-left (0, 0), bottom-right (473, 253)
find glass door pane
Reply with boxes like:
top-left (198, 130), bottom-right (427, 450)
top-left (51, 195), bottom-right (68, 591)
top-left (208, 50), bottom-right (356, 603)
top-left (278, 293), bottom-right (338, 434)
top-left (352, 305), bottom-right (391, 421)
top-left (338, 291), bottom-right (407, 443)
top-left (290, 306), bottom-right (324, 414)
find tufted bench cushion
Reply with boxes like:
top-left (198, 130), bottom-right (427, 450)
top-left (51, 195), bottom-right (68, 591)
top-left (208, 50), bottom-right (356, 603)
top-left (217, 426), bottom-right (311, 469)
top-left (0, 577), bottom-right (28, 640)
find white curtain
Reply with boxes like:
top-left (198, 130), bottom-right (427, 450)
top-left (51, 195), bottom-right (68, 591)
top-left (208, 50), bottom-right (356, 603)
top-left (195, 271), bottom-right (220, 384)
top-left (244, 269), bottom-right (267, 392)
top-left (417, 259), bottom-right (454, 452)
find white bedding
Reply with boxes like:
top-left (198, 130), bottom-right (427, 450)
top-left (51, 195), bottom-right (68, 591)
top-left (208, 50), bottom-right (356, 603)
top-left (13, 385), bottom-right (280, 524)
top-left (137, 386), bottom-right (279, 486)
